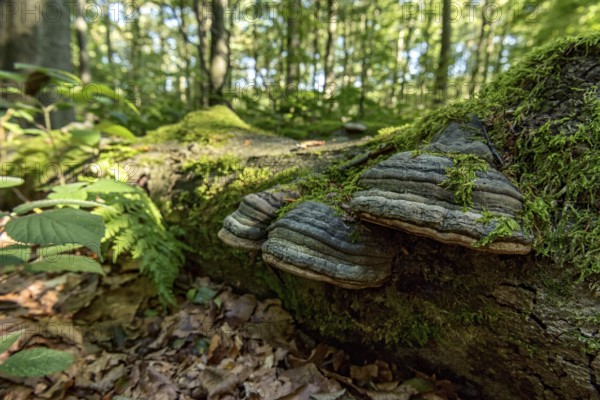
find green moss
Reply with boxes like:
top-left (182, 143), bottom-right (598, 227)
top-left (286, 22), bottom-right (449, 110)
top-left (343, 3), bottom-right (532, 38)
top-left (147, 105), bottom-right (257, 144)
top-left (475, 211), bottom-right (520, 248)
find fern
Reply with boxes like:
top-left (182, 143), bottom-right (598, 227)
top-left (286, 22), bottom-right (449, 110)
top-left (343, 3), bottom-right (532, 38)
top-left (93, 188), bottom-right (185, 306)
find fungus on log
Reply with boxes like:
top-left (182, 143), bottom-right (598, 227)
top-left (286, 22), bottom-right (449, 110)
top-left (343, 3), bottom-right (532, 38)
top-left (262, 201), bottom-right (394, 288)
top-left (351, 150), bottom-right (531, 254)
top-left (218, 189), bottom-right (299, 250)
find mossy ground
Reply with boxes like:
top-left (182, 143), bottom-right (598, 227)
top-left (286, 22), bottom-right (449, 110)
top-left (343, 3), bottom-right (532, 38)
top-left (147, 105), bottom-right (258, 144)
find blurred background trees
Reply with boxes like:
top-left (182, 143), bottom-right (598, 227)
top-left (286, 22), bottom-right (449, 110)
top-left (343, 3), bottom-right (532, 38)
top-left (1, 0), bottom-right (598, 136)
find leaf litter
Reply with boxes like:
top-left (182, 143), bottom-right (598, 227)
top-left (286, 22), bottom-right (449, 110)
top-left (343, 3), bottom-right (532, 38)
top-left (0, 269), bottom-right (459, 400)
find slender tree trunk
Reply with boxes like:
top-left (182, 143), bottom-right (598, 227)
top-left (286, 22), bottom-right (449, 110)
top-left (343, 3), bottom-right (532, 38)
top-left (481, 21), bottom-right (495, 84)
top-left (358, 11), bottom-right (370, 118)
top-left (323, 0), bottom-right (337, 95)
top-left (312, 0), bottom-right (320, 90)
top-left (285, 0), bottom-right (301, 87)
top-left (341, 7), bottom-right (351, 90)
top-left (469, 0), bottom-right (488, 96)
top-left (192, 0), bottom-right (210, 107)
top-left (209, 0), bottom-right (230, 105)
top-left (104, 1), bottom-right (114, 66)
top-left (75, 0), bottom-right (92, 85)
top-left (417, 0), bottom-right (435, 86)
top-left (433, 0), bottom-right (452, 105)
top-left (493, 20), bottom-right (511, 77)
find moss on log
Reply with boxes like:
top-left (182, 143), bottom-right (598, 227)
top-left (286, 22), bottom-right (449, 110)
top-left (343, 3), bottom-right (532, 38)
top-left (127, 34), bottom-right (600, 399)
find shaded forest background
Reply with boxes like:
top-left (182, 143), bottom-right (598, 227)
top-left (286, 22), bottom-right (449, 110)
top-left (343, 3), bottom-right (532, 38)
top-left (3, 0), bottom-right (600, 139)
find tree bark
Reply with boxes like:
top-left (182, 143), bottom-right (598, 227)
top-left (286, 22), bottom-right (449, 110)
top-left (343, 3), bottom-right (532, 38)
top-left (434, 0), bottom-right (452, 105)
top-left (209, 0), bottom-right (230, 105)
top-left (285, 0), bottom-right (301, 87)
top-left (74, 0), bottom-right (91, 84)
top-left (322, 0), bottom-right (336, 96)
top-left (128, 41), bottom-right (600, 400)
top-left (0, 0), bottom-right (74, 128)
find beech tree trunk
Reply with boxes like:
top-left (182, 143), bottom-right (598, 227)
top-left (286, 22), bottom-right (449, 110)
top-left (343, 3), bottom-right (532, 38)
top-left (128, 42), bottom-right (600, 400)
top-left (209, 0), bottom-right (230, 105)
top-left (0, 0), bottom-right (74, 128)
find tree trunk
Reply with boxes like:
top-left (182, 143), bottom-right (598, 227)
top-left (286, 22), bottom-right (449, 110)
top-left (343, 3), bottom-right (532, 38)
top-left (434, 0), bottom-right (452, 105)
top-left (128, 40), bottom-right (600, 400)
top-left (323, 0), bottom-right (337, 96)
top-left (0, 0), bottom-right (74, 128)
top-left (75, 0), bottom-right (91, 84)
top-left (285, 0), bottom-right (301, 88)
top-left (192, 0), bottom-right (210, 107)
top-left (104, 1), bottom-right (114, 66)
top-left (358, 12), bottom-right (369, 118)
top-left (469, 0), bottom-right (488, 96)
top-left (209, 0), bottom-right (230, 106)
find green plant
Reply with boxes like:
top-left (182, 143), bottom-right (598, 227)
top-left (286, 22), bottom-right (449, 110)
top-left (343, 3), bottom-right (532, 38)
top-left (48, 179), bottom-right (186, 306)
top-left (0, 176), bottom-right (106, 377)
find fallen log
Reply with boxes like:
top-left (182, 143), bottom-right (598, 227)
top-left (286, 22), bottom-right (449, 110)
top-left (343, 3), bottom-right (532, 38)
top-left (127, 35), bottom-right (600, 399)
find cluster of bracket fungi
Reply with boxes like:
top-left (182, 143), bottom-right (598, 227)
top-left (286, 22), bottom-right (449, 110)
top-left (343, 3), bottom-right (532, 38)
top-left (219, 118), bottom-right (532, 289)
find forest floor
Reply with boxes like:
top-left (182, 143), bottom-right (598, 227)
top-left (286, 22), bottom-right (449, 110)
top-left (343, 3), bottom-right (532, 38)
top-left (0, 267), bottom-right (459, 400)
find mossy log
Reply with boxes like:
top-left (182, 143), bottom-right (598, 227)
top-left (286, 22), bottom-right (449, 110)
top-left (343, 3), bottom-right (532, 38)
top-left (126, 35), bottom-right (600, 399)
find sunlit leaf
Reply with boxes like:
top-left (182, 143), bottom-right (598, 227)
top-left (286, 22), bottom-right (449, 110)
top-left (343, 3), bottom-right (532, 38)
top-left (0, 348), bottom-right (74, 377)
top-left (95, 120), bottom-right (136, 140)
top-left (12, 199), bottom-right (108, 215)
top-left (0, 176), bottom-right (24, 189)
top-left (85, 179), bottom-right (137, 193)
top-left (4, 208), bottom-right (105, 254)
top-left (0, 330), bottom-right (23, 355)
top-left (27, 255), bottom-right (105, 275)
top-left (0, 245), bottom-right (31, 266)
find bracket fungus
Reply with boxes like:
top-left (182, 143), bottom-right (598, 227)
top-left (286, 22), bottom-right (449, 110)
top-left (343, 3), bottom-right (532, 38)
top-left (351, 120), bottom-right (532, 254)
top-left (218, 189), bottom-right (299, 250)
top-left (261, 201), bottom-right (394, 289)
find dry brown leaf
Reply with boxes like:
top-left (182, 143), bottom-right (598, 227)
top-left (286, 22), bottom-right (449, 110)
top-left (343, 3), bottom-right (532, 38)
top-left (200, 366), bottom-right (239, 399)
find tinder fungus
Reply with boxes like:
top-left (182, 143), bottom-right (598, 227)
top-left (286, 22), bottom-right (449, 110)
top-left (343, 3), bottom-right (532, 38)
top-left (262, 201), bottom-right (394, 288)
top-left (218, 189), bottom-right (299, 250)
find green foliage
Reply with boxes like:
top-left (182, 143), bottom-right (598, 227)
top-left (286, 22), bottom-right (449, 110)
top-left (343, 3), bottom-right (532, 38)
top-left (47, 180), bottom-right (186, 306)
top-left (440, 154), bottom-right (489, 210)
top-left (475, 211), bottom-right (521, 248)
top-left (0, 347), bottom-right (74, 377)
top-left (147, 106), bottom-right (255, 144)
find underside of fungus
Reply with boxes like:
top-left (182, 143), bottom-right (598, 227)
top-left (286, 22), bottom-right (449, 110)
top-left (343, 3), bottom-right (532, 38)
top-left (261, 201), bottom-right (394, 289)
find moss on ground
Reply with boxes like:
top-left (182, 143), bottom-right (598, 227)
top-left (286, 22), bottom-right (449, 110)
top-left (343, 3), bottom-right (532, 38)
top-left (147, 105), bottom-right (258, 144)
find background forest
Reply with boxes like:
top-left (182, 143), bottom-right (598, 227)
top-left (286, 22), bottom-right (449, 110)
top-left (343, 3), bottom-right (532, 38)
top-left (3, 0), bottom-right (600, 138)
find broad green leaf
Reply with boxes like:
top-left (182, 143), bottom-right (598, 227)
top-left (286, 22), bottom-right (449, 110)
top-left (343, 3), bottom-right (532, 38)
top-left (12, 199), bottom-right (108, 215)
top-left (56, 84), bottom-right (138, 114)
top-left (0, 348), bottom-right (74, 377)
top-left (21, 128), bottom-right (47, 135)
top-left (0, 70), bottom-right (26, 83)
top-left (3, 122), bottom-right (24, 134)
top-left (14, 63), bottom-right (82, 85)
top-left (36, 244), bottom-right (83, 258)
top-left (0, 177), bottom-right (24, 189)
top-left (85, 179), bottom-right (137, 193)
top-left (0, 330), bottom-right (23, 354)
top-left (0, 86), bottom-right (24, 96)
top-left (27, 256), bottom-right (105, 275)
top-left (0, 245), bottom-right (31, 266)
top-left (4, 208), bottom-right (105, 254)
top-left (69, 129), bottom-right (101, 147)
top-left (48, 186), bottom-right (88, 201)
top-left (11, 109), bottom-right (34, 122)
top-left (95, 120), bottom-right (136, 140)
